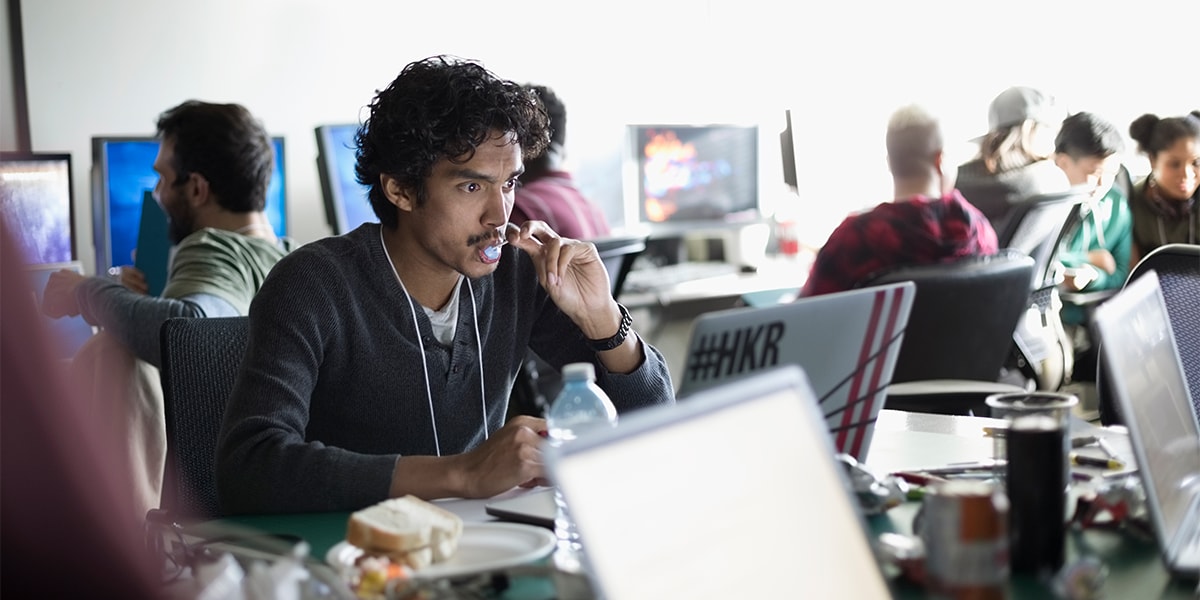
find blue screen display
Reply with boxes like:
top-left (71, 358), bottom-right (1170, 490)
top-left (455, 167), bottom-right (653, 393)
top-left (95, 137), bottom-right (287, 270)
top-left (316, 124), bottom-right (376, 234)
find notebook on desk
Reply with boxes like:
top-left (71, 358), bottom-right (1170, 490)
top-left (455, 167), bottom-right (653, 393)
top-left (545, 365), bottom-right (892, 599)
top-left (1093, 271), bottom-right (1200, 579)
top-left (675, 281), bottom-right (915, 462)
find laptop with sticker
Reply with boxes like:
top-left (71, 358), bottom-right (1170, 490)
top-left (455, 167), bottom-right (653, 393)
top-left (675, 281), bottom-right (914, 462)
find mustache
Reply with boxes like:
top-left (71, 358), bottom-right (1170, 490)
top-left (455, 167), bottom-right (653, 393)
top-left (466, 228), bottom-right (505, 247)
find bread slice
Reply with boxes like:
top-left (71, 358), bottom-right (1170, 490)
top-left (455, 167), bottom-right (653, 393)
top-left (346, 495), bottom-right (464, 568)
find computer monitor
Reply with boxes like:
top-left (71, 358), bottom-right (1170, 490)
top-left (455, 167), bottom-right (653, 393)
top-left (315, 123), bottom-right (376, 235)
top-left (624, 123), bottom-right (759, 232)
top-left (781, 109), bottom-right (798, 191)
top-left (90, 136), bottom-right (288, 274)
top-left (0, 152), bottom-right (76, 265)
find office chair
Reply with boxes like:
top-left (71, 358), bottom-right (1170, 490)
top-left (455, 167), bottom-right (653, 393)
top-left (994, 190), bottom-right (1089, 392)
top-left (858, 250), bottom-right (1035, 415)
top-left (158, 316), bottom-right (250, 521)
top-left (593, 233), bottom-right (649, 298)
top-left (1097, 243), bottom-right (1200, 425)
top-left (996, 190), bottom-right (1088, 288)
top-left (507, 234), bottom-right (649, 421)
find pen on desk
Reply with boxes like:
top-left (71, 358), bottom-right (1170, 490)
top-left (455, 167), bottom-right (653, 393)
top-left (1095, 437), bottom-right (1121, 461)
top-left (891, 471), bottom-right (949, 486)
top-left (1070, 453), bottom-right (1123, 470)
top-left (913, 459), bottom-right (1004, 475)
top-left (1071, 470), bottom-right (1096, 482)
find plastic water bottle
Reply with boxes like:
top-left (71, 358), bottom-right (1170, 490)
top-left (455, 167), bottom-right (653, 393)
top-left (545, 362), bottom-right (618, 574)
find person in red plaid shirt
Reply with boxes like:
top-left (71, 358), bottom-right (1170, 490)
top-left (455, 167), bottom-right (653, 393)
top-left (801, 104), bottom-right (998, 297)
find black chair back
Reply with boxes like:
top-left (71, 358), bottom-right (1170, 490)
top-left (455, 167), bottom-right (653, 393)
top-left (159, 316), bottom-right (250, 520)
top-left (861, 250), bottom-right (1035, 384)
top-left (996, 190), bottom-right (1087, 288)
top-left (1098, 244), bottom-right (1200, 425)
top-left (593, 234), bottom-right (648, 298)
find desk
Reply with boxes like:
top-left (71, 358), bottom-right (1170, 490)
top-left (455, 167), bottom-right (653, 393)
top-left (619, 257), bottom-right (808, 384)
top-left (206, 411), bottom-right (1197, 599)
top-left (866, 410), bottom-right (1197, 599)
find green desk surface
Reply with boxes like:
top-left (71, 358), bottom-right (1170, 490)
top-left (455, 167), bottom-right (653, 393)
top-left (197, 411), bottom-right (1199, 598)
top-left (872, 503), bottom-right (1197, 599)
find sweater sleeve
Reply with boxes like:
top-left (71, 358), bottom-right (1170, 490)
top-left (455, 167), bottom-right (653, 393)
top-left (74, 277), bottom-right (228, 367)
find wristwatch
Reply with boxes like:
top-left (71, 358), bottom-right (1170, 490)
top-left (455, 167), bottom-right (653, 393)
top-left (585, 304), bottom-right (633, 352)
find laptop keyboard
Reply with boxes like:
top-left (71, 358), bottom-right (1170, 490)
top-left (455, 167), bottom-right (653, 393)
top-left (622, 261), bottom-right (741, 294)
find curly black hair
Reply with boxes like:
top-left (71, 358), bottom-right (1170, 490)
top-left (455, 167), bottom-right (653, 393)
top-left (355, 55), bottom-right (551, 227)
top-left (155, 100), bottom-right (274, 213)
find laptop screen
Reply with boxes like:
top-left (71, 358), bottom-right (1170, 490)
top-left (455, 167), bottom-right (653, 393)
top-left (1095, 271), bottom-right (1200, 546)
top-left (549, 366), bottom-right (891, 599)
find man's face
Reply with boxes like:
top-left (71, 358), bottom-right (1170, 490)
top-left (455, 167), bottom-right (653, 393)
top-left (1056, 153), bottom-right (1119, 198)
top-left (152, 139), bottom-right (195, 244)
top-left (403, 131), bottom-right (523, 279)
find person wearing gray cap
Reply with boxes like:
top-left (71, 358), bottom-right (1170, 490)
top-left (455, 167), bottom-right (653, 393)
top-left (955, 86), bottom-right (1071, 235)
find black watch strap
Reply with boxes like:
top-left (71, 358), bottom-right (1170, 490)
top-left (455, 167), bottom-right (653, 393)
top-left (585, 303), bottom-right (633, 352)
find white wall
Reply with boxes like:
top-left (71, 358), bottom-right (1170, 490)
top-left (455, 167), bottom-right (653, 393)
top-left (21, 0), bottom-right (1197, 274)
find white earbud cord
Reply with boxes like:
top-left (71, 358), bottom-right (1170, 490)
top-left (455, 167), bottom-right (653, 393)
top-left (379, 227), bottom-right (490, 458)
top-left (466, 279), bottom-right (489, 442)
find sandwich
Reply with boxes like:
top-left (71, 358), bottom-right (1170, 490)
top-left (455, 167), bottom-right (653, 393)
top-left (346, 495), bottom-right (464, 570)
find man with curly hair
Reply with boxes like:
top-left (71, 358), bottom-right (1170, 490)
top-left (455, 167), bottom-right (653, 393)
top-left (217, 55), bottom-right (674, 514)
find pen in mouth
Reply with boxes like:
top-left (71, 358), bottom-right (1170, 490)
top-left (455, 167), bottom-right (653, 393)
top-left (480, 225), bottom-right (508, 262)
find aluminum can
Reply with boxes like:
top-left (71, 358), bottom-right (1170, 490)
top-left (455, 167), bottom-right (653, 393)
top-left (919, 479), bottom-right (1010, 599)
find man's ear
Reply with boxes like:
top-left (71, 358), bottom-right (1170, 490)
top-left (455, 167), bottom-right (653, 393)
top-left (187, 173), bottom-right (211, 208)
top-left (381, 174), bottom-right (416, 212)
top-left (931, 149), bottom-right (945, 173)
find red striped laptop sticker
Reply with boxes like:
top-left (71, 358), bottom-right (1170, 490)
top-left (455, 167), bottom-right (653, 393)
top-left (834, 285), bottom-right (906, 457)
top-left (848, 286), bottom-right (906, 458)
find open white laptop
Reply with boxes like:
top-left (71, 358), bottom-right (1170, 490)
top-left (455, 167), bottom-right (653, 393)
top-left (676, 281), bottom-right (914, 462)
top-left (1093, 271), bottom-right (1200, 579)
top-left (543, 365), bottom-right (891, 599)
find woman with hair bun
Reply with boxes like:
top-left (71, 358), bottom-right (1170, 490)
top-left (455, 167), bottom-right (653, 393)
top-left (1127, 111), bottom-right (1200, 264)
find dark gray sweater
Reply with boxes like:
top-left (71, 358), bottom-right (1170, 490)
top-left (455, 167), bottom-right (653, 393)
top-left (216, 224), bottom-right (674, 514)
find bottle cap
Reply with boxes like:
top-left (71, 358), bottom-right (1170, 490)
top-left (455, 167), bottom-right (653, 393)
top-left (562, 362), bottom-right (596, 382)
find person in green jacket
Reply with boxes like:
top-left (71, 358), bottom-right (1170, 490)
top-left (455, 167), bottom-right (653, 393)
top-left (1052, 112), bottom-right (1131, 327)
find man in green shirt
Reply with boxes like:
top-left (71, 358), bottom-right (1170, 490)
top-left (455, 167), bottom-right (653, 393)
top-left (1053, 111), bottom-right (1132, 326)
top-left (41, 100), bottom-right (291, 521)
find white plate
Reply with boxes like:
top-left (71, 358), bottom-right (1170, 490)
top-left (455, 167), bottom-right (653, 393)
top-left (326, 521), bottom-right (556, 579)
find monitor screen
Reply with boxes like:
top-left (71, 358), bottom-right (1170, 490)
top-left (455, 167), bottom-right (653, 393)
top-left (315, 124), bottom-right (376, 235)
top-left (625, 124), bottom-right (759, 231)
top-left (781, 109), bottom-right (798, 191)
top-left (0, 152), bottom-right (76, 265)
top-left (90, 136), bottom-right (287, 273)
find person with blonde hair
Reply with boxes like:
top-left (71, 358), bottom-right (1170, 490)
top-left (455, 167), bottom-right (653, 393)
top-left (800, 104), bottom-right (998, 297)
top-left (956, 86), bottom-right (1071, 234)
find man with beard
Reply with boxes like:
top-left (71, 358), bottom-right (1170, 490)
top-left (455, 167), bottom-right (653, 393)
top-left (41, 100), bottom-right (291, 522)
